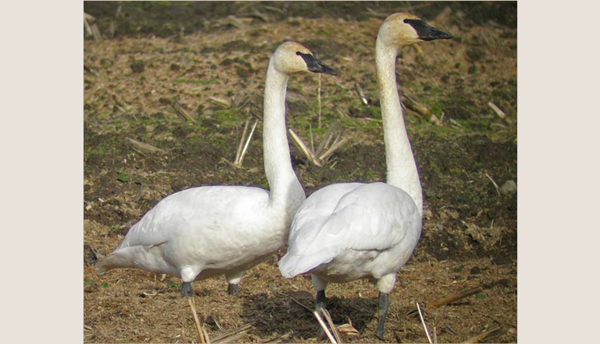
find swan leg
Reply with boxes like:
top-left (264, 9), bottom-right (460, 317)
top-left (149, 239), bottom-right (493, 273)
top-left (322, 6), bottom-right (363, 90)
top-left (227, 283), bottom-right (240, 296)
top-left (181, 281), bottom-right (194, 297)
top-left (375, 292), bottom-right (390, 340)
top-left (226, 271), bottom-right (243, 296)
top-left (312, 274), bottom-right (328, 310)
top-left (316, 290), bottom-right (326, 310)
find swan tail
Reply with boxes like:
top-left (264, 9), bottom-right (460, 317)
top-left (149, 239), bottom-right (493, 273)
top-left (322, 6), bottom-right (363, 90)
top-left (95, 254), bottom-right (120, 275)
top-left (278, 252), bottom-right (331, 278)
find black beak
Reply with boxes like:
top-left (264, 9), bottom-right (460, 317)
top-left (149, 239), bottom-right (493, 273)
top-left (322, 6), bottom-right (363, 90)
top-left (297, 52), bottom-right (338, 76)
top-left (404, 19), bottom-right (453, 41)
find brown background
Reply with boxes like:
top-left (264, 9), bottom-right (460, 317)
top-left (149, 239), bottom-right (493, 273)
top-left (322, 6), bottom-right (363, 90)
top-left (0, 0), bottom-right (600, 343)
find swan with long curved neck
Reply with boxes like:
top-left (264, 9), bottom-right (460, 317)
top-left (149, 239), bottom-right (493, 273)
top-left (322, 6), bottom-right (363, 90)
top-left (278, 13), bottom-right (451, 340)
top-left (96, 42), bottom-right (336, 300)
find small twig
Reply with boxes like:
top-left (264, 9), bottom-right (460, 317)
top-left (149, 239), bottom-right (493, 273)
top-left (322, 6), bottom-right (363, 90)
top-left (264, 331), bottom-right (293, 343)
top-left (235, 119), bottom-right (258, 167)
top-left (235, 119), bottom-right (250, 163)
top-left (314, 311), bottom-right (337, 344)
top-left (318, 73), bottom-right (322, 128)
top-left (412, 44), bottom-right (423, 54)
top-left (214, 331), bottom-right (245, 343)
top-left (288, 129), bottom-right (322, 166)
top-left (316, 122), bottom-right (338, 156)
top-left (449, 118), bottom-right (463, 128)
top-left (446, 324), bottom-right (458, 335)
top-left (321, 308), bottom-right (343, 343)
top-left (91, 23), bottom-right (102, 42)
top-left (208, 96), bottom-right (232, 108)
top-left (188, 297), bottom-right (208, 344)
top-left (249, 9), bottom-right (269, 22)
top-left (275, 291), bottom-right (313, 313)
top-left (319, 135), bottom-right (350, 162)
top-left (84, 324), bottom-right (93, 331)
top-left (337, 317), bottom-right (359, 337)
top-left (203, 324), bottom-right (211, 344)
top-left (173, 101), bottom-right (195, 122)
top-left (354, 82), bottom-right (369, 106)
top-left (487, 101), bottom-right (505, 119)
top-left (239, 119), bottom-right (258, 164)
top-left (220, 157), bottom-right (238, 169)
top-left (405, 285), bottom-right (484, 318)
top-left (84, 13), bottom-right (94, 36)
top-left (485, 173), bottom-right (501, 197)
top-left (416, 302), bottom-right (433, 344)
top-left (309, 124), bottom-right (315, 154)
top-left (462, 326), bottom-right (502, 343)
top-left (334, 106), bottom-right (349, 119)
top-left (403, 95), bottom-right (431, 119)
top-left (211, 324), bottom-right (252, 343)
top-left (429, 286), bottom-right (484, 309)
top-left (126, 137), bottom-right (166, 154)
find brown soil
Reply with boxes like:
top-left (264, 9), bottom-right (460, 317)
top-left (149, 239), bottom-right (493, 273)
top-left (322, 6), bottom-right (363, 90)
top-left (84, 2), bottom-right (517, 343)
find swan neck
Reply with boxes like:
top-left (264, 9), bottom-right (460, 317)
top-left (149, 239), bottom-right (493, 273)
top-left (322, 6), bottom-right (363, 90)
top-left (263, 60), bottom-right (304, 210)
top-left (376, 38), bottom-right (423, 215)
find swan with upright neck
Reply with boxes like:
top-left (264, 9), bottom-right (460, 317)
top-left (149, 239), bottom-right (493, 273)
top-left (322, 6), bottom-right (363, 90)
top-left (278, 13), bottom-right (452, 340)
top-left (95, 42), bottom-right (337, 300)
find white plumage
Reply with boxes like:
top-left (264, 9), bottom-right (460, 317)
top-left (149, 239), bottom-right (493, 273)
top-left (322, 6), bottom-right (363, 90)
top-left (95, 42), bottom-right (337, 301)
top-left (101, 186), bottom-right (288, 283)
top-left (278, 13), bottom-right (452, 340)
top-left (280, 183), bottom-right (421, 281)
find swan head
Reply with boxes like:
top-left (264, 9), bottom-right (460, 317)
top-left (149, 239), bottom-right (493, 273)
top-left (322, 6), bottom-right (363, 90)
top-left (272, 41), bottom-right (337, 76)
top-left (378, 12), bottom-right (453, 49)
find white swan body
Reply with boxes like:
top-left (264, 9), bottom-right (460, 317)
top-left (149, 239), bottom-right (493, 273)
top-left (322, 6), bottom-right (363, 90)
top-left (280, 182), bottom-right (421, 282)
top-left (278, 13), bottom-right (452, 339)
top-left (96, 42), bottom-right (337, 297)
top-left (103, 186), bottom-right (291, 283)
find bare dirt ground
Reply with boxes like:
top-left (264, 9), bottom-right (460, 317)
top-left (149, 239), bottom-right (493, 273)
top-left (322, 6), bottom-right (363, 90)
top-left (84, 2), bottom-right (517, 343)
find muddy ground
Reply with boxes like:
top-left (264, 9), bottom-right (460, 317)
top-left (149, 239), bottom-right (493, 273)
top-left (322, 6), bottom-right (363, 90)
top-left (84, 2), bottom-right (517, 343)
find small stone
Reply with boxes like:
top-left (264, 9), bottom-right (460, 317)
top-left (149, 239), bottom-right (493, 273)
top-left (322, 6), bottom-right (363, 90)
top-left (500, 180), bottom-right (517, 195)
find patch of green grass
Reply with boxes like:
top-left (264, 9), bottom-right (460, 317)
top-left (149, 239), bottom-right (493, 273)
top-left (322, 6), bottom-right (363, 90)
top-left (174, 79), bottom-right (217, 86)
top-left (85, 135), bottom-right (124, 161)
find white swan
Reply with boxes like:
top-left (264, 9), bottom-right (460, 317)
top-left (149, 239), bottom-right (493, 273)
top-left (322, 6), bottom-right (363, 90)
top-left (96, 42), bottom-right (336, 300)
top-left (278, 13), bottom-right (452, 340)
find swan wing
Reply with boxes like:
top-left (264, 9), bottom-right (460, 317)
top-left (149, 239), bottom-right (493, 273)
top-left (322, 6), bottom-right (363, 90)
top-left (115, 185), bottom-right (270, 250)
top-left (279, 182), bottom-right (421, 277)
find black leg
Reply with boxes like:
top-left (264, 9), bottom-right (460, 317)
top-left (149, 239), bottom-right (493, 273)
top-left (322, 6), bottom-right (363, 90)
top-left (181, 282), bottom-right (194, 298)
top-left (227, 283), bottom-right (240, 296)
top-left (376, 292), bottom-right (390, 340)
top-left (316, 290), bottom-right (327, 310)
